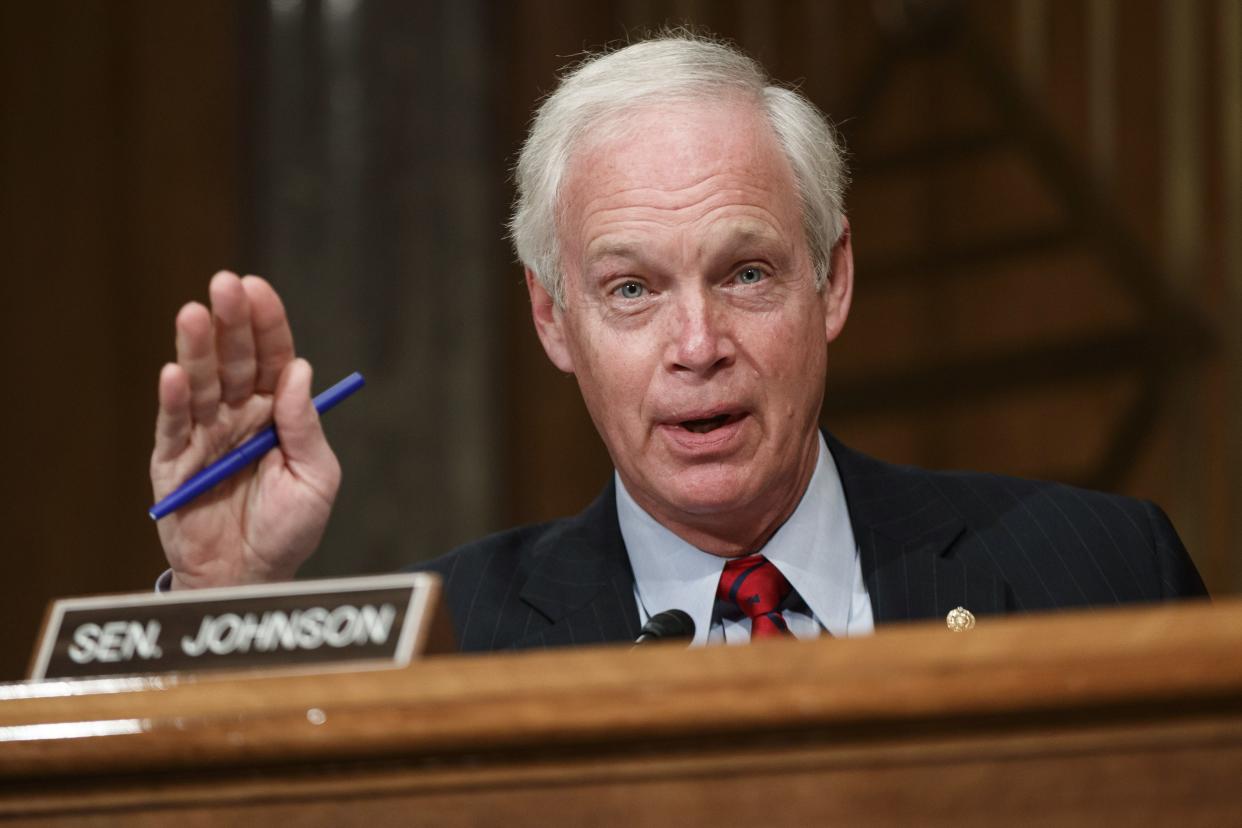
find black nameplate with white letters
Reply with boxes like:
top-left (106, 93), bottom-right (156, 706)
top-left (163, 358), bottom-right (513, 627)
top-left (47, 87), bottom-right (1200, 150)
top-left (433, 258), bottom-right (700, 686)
top-left (29, 573), bottom-right (439, 681)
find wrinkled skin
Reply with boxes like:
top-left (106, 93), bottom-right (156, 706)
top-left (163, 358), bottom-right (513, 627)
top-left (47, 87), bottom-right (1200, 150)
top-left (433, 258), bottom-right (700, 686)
top-left (528, 99), bottom-right (853, 556)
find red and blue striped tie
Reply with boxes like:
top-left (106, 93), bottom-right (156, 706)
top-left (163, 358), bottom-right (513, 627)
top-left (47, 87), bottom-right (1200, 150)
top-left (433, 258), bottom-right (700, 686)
top-left (717, 555), bottom-right (793, 639)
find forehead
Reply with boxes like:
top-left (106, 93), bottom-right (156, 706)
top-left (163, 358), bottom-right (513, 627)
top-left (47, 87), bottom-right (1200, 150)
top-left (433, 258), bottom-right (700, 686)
top-left (557, 99), bottom-right (802, 260)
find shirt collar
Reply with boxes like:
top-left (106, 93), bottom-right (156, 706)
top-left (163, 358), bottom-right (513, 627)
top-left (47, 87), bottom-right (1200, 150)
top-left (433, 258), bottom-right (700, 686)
top-left (617, 433), bottom-right (859, 645)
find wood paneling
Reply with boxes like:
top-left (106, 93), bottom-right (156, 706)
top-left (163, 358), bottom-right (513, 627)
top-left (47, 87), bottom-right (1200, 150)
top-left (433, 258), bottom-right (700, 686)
top-left (0, 2), bottom-right (239, 680)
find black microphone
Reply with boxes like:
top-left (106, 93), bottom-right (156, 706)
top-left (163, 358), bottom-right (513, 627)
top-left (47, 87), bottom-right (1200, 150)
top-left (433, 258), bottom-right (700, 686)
top-left (634, 609), bottom-right (695, 645)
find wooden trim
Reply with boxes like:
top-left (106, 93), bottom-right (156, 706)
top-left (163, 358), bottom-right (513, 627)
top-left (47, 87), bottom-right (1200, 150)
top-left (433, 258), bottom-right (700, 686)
top-left (1, 599), bottom-right (1238, 823)
top-left (1016, 0), bottom-right (1047, 90)
top-left (1, 598), bottom-right (1234, 772)
top-left (1222, 0), bottom-right (1242, 592)
top-left (1087, 0), bottom-right (1116, 179)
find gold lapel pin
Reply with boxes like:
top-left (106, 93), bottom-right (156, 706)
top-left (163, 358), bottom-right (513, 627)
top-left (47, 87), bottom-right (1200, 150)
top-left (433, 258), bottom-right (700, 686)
top-left (946, 606), bottom-right (975, 632)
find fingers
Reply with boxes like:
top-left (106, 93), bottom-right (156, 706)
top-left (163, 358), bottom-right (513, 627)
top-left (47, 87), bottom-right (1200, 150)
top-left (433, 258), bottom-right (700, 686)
top-left (168, 270), bottom-right (296, 436)
top-left (243, 276), bottom-right (296, 394)
top-left (175, 300), bottom-right (221, 424)
top-left (272, 359), bottom-right (341, 494)
top-left (210, 272), bottom-right (258, 404)
top-left (152, 362), bottom-right (192, 465)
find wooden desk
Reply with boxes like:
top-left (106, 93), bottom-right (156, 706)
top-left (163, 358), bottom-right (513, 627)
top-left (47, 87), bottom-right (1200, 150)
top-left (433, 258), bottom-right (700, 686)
top-left (1, 599), bottom-right (1239, 825)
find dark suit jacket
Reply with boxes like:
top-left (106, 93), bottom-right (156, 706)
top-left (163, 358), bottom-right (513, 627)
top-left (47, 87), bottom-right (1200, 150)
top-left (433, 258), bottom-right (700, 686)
top-left (416, 436), bottom-right (1207, 652)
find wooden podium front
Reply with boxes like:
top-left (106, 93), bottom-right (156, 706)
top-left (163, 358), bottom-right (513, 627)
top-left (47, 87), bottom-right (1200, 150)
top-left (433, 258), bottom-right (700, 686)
top-left (2, 599), bottom-right (1240, 826)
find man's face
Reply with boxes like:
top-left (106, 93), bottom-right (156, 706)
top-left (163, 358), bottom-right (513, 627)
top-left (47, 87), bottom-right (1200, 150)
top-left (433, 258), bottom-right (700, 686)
top-left (528, 99), bottom-right (852, 552)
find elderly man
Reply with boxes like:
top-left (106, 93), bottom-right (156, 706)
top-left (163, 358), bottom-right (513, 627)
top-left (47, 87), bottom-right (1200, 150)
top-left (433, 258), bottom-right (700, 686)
top-left (151, 35), bottom-right (1205, 649)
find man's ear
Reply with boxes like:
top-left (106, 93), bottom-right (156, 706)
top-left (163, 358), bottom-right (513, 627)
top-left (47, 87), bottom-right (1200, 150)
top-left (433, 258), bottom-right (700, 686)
top-left (526, 268), bottom-right (575, 373)
top-left (821, 218), bottom-right (854, 344)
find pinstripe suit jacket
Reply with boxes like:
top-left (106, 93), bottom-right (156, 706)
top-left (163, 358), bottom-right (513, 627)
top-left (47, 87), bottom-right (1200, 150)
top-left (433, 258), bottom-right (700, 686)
top-left (417, 435), bottom-right (1207, 652)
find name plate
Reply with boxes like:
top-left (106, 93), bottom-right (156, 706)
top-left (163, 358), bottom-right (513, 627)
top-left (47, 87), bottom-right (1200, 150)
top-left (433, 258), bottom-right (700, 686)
top-left (29, 573), bottom-right (447, 681)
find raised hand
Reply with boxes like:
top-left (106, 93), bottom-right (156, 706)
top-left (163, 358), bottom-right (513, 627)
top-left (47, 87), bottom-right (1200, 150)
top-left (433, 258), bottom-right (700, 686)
top-left (150, 271), bottom-right (341, 589)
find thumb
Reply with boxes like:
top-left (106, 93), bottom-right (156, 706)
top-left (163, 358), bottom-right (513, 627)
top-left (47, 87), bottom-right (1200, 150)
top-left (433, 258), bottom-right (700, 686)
top-left (272, 359), bottom-right (341, 488)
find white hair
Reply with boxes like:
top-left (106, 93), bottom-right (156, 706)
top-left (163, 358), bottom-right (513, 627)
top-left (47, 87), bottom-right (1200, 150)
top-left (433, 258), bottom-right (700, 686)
top-left (510, 33), bottom-right (849, 306)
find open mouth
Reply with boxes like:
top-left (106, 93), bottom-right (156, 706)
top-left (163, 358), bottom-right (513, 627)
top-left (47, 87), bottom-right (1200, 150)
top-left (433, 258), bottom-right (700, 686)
top-left (679, 413), bottom-right (741, 434)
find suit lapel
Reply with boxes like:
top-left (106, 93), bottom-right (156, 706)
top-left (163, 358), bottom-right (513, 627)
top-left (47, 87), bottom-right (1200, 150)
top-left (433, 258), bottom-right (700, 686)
top-left (507, 437), bottom-right (1007, 645)
top-left (514, 480), bottom-right (641, 648)
top-left (829, 435), bottom-right (1009, 624)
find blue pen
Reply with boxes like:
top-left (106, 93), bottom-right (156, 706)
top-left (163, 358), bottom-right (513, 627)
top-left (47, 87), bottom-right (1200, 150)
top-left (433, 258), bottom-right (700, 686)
top-left (149, 371), bottom-right (365, 520)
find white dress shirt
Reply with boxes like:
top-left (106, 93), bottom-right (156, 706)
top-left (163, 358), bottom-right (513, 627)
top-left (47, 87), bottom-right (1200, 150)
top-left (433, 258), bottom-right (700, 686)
top-left (618, 433), bottom-right (874, 646)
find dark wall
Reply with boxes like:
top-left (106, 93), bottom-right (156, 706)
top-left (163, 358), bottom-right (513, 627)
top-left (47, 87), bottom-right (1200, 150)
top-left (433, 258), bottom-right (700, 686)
top-left (237, 0), bottom-right (506, 579)
top-left (2, 1), bottom-right (240, 678)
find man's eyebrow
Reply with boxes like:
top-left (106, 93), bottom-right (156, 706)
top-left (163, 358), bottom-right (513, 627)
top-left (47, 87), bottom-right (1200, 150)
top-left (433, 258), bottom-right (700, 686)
top-left (583, 225), bottom-right (787, 269)
top-left (716, 225), bottom-right (784, 249)
top-left (584, 240), bottom-right (643, 265)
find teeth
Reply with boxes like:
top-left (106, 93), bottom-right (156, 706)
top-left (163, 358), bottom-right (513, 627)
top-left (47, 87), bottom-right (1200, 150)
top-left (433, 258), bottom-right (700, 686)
top-left (681, 415), bottom-right (730, 433)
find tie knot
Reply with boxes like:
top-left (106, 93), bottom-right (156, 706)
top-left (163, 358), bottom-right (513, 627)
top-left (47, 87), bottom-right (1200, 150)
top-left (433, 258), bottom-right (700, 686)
top-left (716, 555), bottom-right (793, 638)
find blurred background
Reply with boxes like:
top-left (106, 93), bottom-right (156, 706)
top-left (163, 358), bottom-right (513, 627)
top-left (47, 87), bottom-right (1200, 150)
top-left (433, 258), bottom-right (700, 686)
top-left (2, 0), bottom-right (1238, 680)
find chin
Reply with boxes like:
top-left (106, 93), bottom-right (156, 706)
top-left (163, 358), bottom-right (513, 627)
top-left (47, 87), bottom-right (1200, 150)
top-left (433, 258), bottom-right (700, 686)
top-left (655, 466), bottom-right (763, 517)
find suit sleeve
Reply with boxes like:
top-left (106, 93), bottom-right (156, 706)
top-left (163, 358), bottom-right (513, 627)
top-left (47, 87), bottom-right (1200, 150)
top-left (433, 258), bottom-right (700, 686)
top-left (1141, 500), bottom-right (1209, 599)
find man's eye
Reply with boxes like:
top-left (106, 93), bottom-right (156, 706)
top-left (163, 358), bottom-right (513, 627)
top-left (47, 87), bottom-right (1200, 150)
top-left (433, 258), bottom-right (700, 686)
top-left (614, 281), bottom-right (646, 299)
top-left (735, 266), bottom-right (765, 285)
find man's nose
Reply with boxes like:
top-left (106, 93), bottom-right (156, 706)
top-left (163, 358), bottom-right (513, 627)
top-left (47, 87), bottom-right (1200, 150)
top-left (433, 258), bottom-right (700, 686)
top-left (666, 289), bottom-right (735, 375)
